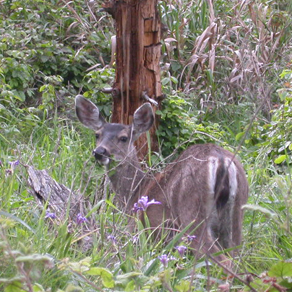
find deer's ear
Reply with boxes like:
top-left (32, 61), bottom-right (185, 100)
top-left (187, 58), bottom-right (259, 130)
top-left (75, 95), bottom-right (105, 131)
top-left (132, 103), bottom-right (154, 139)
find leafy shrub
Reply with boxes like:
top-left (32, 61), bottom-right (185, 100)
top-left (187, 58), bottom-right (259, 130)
top-left (238, 68), bottom-right (292, 165)
top-left (82, 67), bottom-right (115, 118)
top-left (0, 0), bottom-right (114, 133)
top-left (156, 93), bottom-right (227, 157)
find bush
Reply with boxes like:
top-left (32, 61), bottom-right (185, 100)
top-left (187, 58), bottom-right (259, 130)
top-left (156, 93), bottom-right (227, 157)
top-left (0, 0), bottom-right (114, 131)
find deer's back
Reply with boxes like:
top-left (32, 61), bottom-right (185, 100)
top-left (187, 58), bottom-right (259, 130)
top-left (143, 143), bottom-right (248, 235)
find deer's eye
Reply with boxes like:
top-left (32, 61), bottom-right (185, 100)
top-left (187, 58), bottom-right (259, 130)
top-left (119, 136), bottom-right (128, 142)
top-left (95, 133), bottom-right (100, 139)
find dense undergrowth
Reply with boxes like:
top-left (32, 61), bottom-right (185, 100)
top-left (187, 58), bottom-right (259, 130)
top-left (1, 0), bottom-right (292, 291)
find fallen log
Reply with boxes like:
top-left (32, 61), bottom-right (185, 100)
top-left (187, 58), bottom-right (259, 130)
top-left (26, 165), bottom-right (96, 249)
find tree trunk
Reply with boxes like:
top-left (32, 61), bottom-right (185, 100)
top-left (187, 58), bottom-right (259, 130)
top-left (103, 0), bottom-right (162, 158)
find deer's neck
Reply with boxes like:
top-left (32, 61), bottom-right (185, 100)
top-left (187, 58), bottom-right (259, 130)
top-left (107, 157), bottom-right (148, 211)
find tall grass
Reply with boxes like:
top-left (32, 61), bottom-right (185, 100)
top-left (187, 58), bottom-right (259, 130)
top-left (0, 112), bottom-right (244, 291)
top-left (2, 103), bottom-right (292, 291)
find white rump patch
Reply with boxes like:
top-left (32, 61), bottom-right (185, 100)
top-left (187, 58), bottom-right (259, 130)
top-left (224, 158), bottom-right (237, 199)
top-left (208, 156), bottom-right (238, 201)
top-left (207, 157), bottom-right (219, 215)
top-left (208, 156), bottom-right (218, 195)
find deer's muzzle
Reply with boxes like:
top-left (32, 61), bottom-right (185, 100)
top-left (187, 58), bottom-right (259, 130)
top-left (93, 147), bottom-right (110, 165)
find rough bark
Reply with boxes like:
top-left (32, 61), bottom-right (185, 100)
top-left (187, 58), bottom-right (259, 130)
top-left (103, 0), bottom-right (162, 158)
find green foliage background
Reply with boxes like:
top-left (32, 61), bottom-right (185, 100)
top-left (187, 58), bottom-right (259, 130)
top-left (1, 0), bottom-right (292, 291)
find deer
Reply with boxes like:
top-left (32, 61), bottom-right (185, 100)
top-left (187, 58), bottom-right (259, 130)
top-left (75, 95), bottom-right (249, 266)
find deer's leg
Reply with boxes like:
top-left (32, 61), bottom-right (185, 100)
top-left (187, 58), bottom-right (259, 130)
top-left (217, 201), bottom-right (234, 249)
top-left (231, 195), bottom-right (244, 247)
top-left (190, 226), bottom-right (232, 268)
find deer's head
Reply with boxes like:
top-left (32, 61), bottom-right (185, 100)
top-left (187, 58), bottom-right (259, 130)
top-left (75, 95), bottom-right (154, 165)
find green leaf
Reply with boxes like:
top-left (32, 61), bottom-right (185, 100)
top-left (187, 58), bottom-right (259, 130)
top-left (175, 280), bottom-right (192, 292)
top-left (274, 154), bottom-right (287, 164)
top-left (235, 131), bottom-right (244, 141)
top-left (15, 254), bottom-right (52, 264)
top-left (64, 284), bottom-right (84, 292)
top-left (170, 76), bottom-right (178, 84)
top-left (65, 257), bottom-right (90, 273)
top-left (268, 262), bottom-right (292, 278)
top-left (3, 281), bottom-right (25, 292)
top-left (279, 278), bottom-right (292, 289)
top-left (33, 284), bottom-right (45, 292)
top-left (125, 280), bottom-right (135, 291)
top-left (86, 267), bottom-right (114, 288)
top-left (161, 77), bottom-right (170, 86)
top-left (116, 271), bottom-right (143, 283)
top-left (39, 85), bottom-right (47, 92)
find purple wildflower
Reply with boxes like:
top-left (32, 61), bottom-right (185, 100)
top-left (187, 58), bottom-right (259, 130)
top-left (5, 169), bottom-right (13, 176)
top-left (9, 160), bottom-right (20, 169)
top-left (45, 211), bottom-right (57, 219)
top-left (158, 254), bottom-right (176, 268)
top-left (175, 245), bottom-right (187, 257)
top-left (184, 235), bottom-right (196, 243)
top-left (132, 196), bottom-right (161, 212)
top-left (76, 213), bottom-right (87, 224)
top-left (132, 235), bottom-right (139, 244)
top-left (5, 160), bottom-right (20, 175)
top-left (107, 235), bottom-right (116, 244)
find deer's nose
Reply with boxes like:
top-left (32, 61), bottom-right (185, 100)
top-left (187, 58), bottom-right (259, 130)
top-left (93, 147), bottom-right (108, 159)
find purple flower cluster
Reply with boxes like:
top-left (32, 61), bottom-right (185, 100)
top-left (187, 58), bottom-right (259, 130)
top-left (158, 254), bottom-right (176, 268)
top-left (107, 235), bottom-right (116, 244)
top-left (175, 245), bottom-right (187, 257)
top-left (187, 235), bottom-right (196, 241)
top-left (184, 235), bottom-right (196, 243)
top-left (76, 213), bottom-right (87, 224)
top-left (2, 159), bottom-right (20, 175)
top-left (132, 196), bottom-right (161, 212)
top-left (44, 212), bottom-right (89, 226)
top-left (45, 211), bottom-right (57, 220)
top-left (9, 160), bottom-right (20, 169)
